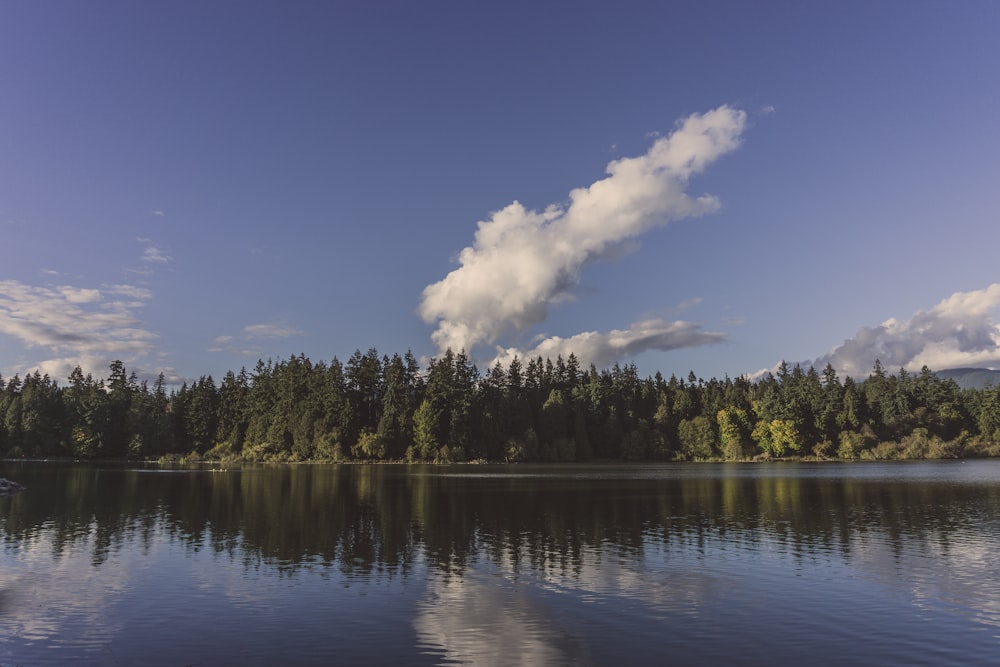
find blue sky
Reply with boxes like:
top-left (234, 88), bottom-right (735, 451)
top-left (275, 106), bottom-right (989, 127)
top-left (2, 0), bottom-right (999, 385)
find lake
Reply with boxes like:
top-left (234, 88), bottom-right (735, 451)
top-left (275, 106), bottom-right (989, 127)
top-left (1, 461), bottom-right (999, 666)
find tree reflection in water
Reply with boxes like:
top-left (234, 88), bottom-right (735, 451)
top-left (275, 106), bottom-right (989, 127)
top-left (1, 462), bottom-right (998, 578)
top-left (1, 462), bottom-right (999, 666)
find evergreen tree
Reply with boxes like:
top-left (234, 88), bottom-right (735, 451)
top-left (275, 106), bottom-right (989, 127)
top-left (65, 367), bottom-right (106, 458)
top-left (217, 369), bottom-right (250, 452)
top-left (378, 353), bottom-right (417, 460)
top-left (185, 375), bottom-right (219, 454)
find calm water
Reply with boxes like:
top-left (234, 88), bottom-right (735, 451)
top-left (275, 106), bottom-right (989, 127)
top-left (1, 461), bottom-right (999, 666)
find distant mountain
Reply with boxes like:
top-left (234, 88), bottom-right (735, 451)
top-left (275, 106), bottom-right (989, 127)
top-left (936, 367), bottom-right (1000, 390)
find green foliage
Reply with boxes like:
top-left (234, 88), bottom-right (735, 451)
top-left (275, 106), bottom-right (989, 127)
top-left (505, 428), bottom-right (539, 462)
top-left (72, 425), bottom-right (100, 458)
top-left (204, 440), bottom-right (241, 463)
top-left (836, 427), bottom-right (877, 459)
top-left (242, 439), bottom-right (290, 463)
top-left (128, 434), bottom-right (146, 459)
top-left (352, 429), bottom-right (386, 460)
top-left (717, 407), bottom-right (752, 460)
top-left (505, 437), bottom-right (525, 462)
top-left (812, 439), bottom-right (836, 459)
top-left (412, 399), bottom-right (439, 461)
top-left (977, 385), bottom-right (1000, 441)
top-left (313, 433), bottom-right (345, 462)
top-left (678, 416), bottom-right (717, 460)
top-left (621, 423), bottom-right (654, 461)
top-left (0, 355), bottom-right (993, 463)
top-left (539, 389), bottom-right (569, 455)
top-left (752, 418), bottom-right (802, 458)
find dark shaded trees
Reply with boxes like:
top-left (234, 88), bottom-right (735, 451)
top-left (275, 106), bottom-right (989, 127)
top-left (1, 355), bottom-right (998, 462)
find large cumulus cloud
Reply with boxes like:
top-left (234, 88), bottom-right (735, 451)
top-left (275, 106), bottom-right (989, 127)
top-left (809, 284), bottom-right (1000, 376)
top-left (419, 106), bottom-right (747, 366)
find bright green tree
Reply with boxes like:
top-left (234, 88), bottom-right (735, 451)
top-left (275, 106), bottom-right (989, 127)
top-left (717, 407), bottom-right (752, 460)
top-left (752, 418), bottom-right (802, 457)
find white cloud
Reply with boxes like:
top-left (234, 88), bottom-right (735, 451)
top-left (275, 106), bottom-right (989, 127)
top-left (141, 246), bottom-right (172, 264)
top-left (0, 528), bottom-right (130, 654)
top-left (419, 106), bottom-right (747, 359)
top-left (0, 279), bottom-right (159, 380)
top-left (808, 283), bottom-right (1000, 377)
top-left (414, 541), bottom-right (720, 665)
top-left (494, 319), bottom-right (727, 369)
top-left (105, 284), bottom-right (154, 300)
top-left (414, 570), bottom-right (584, 666)
top-left (58, 286), bottom-right (102, 303)
top-left (242, 323), bottom-right (304, 339)
top-left (152, 210), bottom-right (165, 217)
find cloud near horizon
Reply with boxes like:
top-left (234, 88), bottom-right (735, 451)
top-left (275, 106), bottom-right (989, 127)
top-left (805, 283), bottom-right (1000, 377)
top-left (419, 106), bottom-right (747, 366)
top-left (493, 318), bottom-right (727, 370)
top-left (208, 322), bottom-right (305, 356)
top-left (0, 279), bottom-right (159, 381)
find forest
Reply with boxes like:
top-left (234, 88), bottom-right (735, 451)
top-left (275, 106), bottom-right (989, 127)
top-left (2, 350), bottom-right (1000, 463)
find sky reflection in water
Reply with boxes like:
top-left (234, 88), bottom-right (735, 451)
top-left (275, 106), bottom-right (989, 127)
top-left (1, 461), bottom-right (999, 666)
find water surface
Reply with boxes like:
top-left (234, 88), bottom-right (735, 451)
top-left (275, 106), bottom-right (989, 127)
top-left (1, 461), bottom-right (998, 666)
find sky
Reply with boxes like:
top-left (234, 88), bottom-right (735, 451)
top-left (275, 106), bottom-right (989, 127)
top-left (2, 0), bottom-right (1000, 386)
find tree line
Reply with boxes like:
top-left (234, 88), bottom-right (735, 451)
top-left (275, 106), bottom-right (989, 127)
top-left (2, 351), bottom-right (1000, 462)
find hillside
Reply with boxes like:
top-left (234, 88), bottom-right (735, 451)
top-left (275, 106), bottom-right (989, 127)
top-left (936, 367), bottom-right (1000, 390)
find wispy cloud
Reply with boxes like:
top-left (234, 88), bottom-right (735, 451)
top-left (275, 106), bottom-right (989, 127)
top-left (208, 322), bottom-right (304, 355)
top-left (419, 105), bottom-right (747, 364)
top-left (806, 284), bottom-right (1000, 377)
top-left (58, 286), bottom-right (102, 304)
top-left (676, 297), bottom-right (704, 312)
top-left (242, 323), bottom-right (304, 339)
top-left (105, 284), bottom-right (153, 300)
top-left (152, 210), bottom-right (165, 217)
top-left (141, 246), bottom-right (172, 264)
top-left (494, 319), bottom-right (727, 369)
top-left (0, 279), bottom-right (159, 381)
